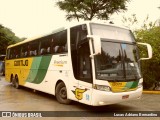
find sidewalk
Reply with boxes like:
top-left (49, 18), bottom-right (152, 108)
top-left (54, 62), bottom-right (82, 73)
top-left (143, 90), bottom-right (160, 94)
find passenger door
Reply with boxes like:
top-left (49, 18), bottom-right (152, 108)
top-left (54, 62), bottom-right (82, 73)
top-left (77, 42), bottom-right (93, 105)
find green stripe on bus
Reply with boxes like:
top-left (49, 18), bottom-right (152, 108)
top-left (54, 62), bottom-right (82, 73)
top-left (130, 80), bottom-right (139, 88)
top-left (125, 81), bottom-right (133, 88)
top-left (123, 80), bottom-right (139, 90)
top-left (26, 57), bottom-right (42, 82)
top-left (31, 55), bottom-right (52, 84)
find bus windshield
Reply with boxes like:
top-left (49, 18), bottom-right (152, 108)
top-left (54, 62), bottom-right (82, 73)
top-left (90, 23), bottom-right (141, 81)
top-left (94, 41), bottom-right (141, 81)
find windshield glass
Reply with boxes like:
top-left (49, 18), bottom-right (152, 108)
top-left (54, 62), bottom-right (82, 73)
top-left (90, 23), bottom-right (135, 42)
top-left (95, 41), bottom-right (141, 81)
top-left (90, 23), bottom-right (141, 81)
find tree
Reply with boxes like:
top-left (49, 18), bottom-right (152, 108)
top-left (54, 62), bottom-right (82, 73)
top-left (56, 0), bottom-right (130, 21)
top-left (135, 26), bottom-right (160, 89)
top-left (0, 24), bottom-right (21, 54)
top-left (122, 15), bottom-right (160, 89)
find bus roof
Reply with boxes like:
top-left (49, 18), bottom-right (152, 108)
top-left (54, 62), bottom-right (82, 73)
top-left (66, 20), bottom-right (129, 30)
top-left (7, 21), bottom-right (129, 49)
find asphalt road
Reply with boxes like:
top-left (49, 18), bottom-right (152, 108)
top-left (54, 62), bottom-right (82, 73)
top-left (0, 76), bottom-right (159, 120)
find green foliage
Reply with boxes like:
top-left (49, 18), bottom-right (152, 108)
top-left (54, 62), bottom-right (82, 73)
top-left (0, 24), bottom-right (21, 54)
top-left (56, 0), bottom-right (129, 21)
top-left (122, 15), bottom-right (160, 89)
top-left (122, 14), bottom-right (138, 29)
top-left (136, 26), bottom-right (160, 89)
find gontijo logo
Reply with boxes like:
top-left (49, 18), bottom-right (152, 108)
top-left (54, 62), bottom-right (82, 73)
top-left (72, 88), bottom-right (87, 100)
top-left (14, 60), bottom-right (28, 66)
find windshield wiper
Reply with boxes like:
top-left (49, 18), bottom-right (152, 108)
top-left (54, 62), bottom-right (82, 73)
top-left (125, 62), bottom-right (141, 80)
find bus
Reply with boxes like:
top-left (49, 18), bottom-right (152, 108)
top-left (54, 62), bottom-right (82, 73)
top-left (0, 55), bottom-right (5, 76)
top-left (5, 21), bottom-right (152, 106)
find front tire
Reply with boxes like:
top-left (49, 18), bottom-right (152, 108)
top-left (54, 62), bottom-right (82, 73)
top-left (55, 82), bottom-right (71, 104)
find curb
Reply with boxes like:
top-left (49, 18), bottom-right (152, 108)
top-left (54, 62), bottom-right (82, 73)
top-left (143, 91), bottom-right (160, 94)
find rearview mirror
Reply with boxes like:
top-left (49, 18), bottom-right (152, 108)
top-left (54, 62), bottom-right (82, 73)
top-left (137, 42), bottom-right (152, 61)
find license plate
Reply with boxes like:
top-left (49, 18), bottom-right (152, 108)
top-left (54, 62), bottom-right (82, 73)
top-left (122, 95), bottom-right (129, 99)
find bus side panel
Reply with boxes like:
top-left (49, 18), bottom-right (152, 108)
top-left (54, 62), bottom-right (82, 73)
top-left (24, 57), bottom-right (42, 83)
top-left (5, 58), bottom-right (33, 84)
top-left (24, 54), bottom-right (69, 95)
top-left (6, 54), bottom-right (79, 102)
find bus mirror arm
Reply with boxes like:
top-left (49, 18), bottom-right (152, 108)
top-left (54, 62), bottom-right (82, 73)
top-left (87, 35), bottom-right (101, 57)
top-left (89, 53), bottom-right (100, 59)
top-left (137, 42), bottom-right (152, 61)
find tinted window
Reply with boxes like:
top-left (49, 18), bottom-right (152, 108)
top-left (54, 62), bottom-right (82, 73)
top-left (7, 30), bottom-right (68, 59)
top-left (70, 24), bottom-right (87, 50)
top-left (70, 24), bottom-right (92, 82)
top-left (51, 30), bottom-right (67, 54)
top-left (21, 43), bottom-right (28, 57)
top-left (77, 42), bottom-right (92, 83)
top-left (28, 41), bottom-right (39, 57)
top-left (9, 46), bottom-right (21, 59)
top-left (6, 49), bottom-right (10, 59)
top-left (40, 39), bottom-right (51, 55)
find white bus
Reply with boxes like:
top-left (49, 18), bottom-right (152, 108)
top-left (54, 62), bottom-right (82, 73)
top-left (5, 21), bottom-right (152, 106)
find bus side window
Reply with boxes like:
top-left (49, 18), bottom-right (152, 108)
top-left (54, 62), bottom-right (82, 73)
top-left (54, 46), bottom-right (59, 53)
top-left (40, 47), bottom-right (47, 55)
top-left (21, 44), bottom-right (28, 57)
top-left (9, 48), bottom-right (13, 59)
top-left (15, 46), bottom-right (21, 58)
top-left (29, 41), bottom-right (39, 57)
top-left (6, 49), bottom-right (10, 59)
top-left (21, 45), bottom-right (25, 57)
top-left (47, 46), bottom-right (51, 53)
top-left (11, 47), bottom-right (20, 59)
top-left (46, 37), bottom-right (52, 54)
top-left (39, 35), bottom-right (53, 55)
top-left (40, 40), bottom-right (47, 55)
top-left (12, 49), bottom-right (16, 58)
top-left (52, 30), bottom-right (67, 54)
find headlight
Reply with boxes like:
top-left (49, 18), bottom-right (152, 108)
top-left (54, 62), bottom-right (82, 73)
top-left (93, 84), bottom-right (111, 92)
top-left (138, 82), bottom-right (143, 88)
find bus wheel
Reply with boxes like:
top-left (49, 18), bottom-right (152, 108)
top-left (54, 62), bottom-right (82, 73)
top-left (12, 76), bottom-right (20, 89)
top-left (11, 76), bottom-right (15, 87)
top-left (55, 82), bottom-right (71, 104)
top-left (14, 76), bottom-right (20, 89)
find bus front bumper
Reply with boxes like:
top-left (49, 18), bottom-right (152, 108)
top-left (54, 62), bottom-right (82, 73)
top-left (91, 87), bottom-right (142, 106)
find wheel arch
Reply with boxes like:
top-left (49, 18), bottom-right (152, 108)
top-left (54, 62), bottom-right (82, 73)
top-left (55, 79), bottom-right (70, 97)
top-left (55, 79), bottom-right (71, 104)
top-left (55, 79), bottom-right (65, 94)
